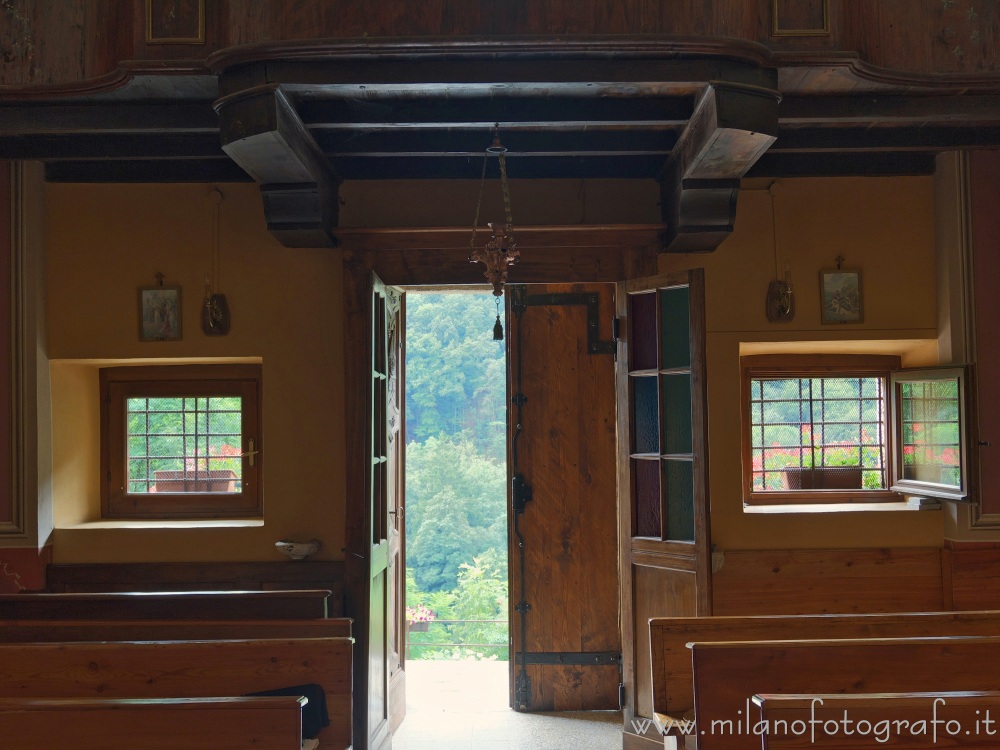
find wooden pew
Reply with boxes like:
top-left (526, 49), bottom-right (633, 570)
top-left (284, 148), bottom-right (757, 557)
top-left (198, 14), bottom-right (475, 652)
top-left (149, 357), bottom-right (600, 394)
top-left (0, 696), bottom-right (306, 750)
top-left (0, 617), bottom-right (352, 642)
top-left (0, 589), bottom-right (331, 619)
top-left (753, 691), bottom-right (1000, 749)
top-left (649, 611), bottom-right (1000, 731)
top-left (690, 635), bottom-right (1000, 750)
top-left (0, 637), bottom-right (353, 749)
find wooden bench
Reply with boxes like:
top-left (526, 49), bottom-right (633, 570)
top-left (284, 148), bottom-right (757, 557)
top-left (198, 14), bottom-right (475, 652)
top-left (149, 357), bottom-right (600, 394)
top-left (648, 611), bottom-right (1000, 733)
top-left (690, 635), bottom-right (1000, 750)
top-left (0, 589), bottom-right (331, 619)
top-left (0, 617), bottom-right (352, 642)
top-left (0, 696), bottom-right (306, 750)
top-left (753, 691), bottom-right (1000, 749)
top-left (0, 636), bottom-right (353, 749)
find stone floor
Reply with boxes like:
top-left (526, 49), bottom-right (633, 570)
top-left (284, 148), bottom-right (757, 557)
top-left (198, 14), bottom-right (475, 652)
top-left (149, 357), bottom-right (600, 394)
top-left (391, 659), bottom-right (623, 750)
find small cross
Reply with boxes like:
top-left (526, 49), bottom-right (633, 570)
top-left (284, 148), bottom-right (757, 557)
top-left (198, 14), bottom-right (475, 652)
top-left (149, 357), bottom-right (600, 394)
top-left (155, 272), bottom-right (165, 287)
top-left (835, 255), bottom-right (845, 270)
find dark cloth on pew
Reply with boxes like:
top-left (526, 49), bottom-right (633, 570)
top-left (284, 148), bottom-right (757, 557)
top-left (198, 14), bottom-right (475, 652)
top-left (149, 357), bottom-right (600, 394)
top-left (247, 683), bottom-right (329, 739)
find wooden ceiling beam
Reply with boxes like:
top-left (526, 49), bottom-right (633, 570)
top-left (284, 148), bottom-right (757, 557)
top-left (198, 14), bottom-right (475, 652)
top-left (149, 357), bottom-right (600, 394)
top-left (0, 103), bottom-right (219, 135)
top-left (216, 86), bottom-right (342, 247)
top-left (659, 82), bottom-right (780, 253)
top-left (779, 94), bottom-right (1000, 125)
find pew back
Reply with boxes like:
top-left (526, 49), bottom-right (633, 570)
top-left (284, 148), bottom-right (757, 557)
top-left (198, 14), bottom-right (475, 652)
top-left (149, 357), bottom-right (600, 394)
top-left (0, 696), bottom-right (305, 750)
top-left (0, 617), bottom-right (352, 642)
top-left (0, 637), bottom-right (352, 749)
top-left (691, 635), bottom-right (1000, 750)
top-left (0, 590), bottom-right (331, 619)
top-left (649, 611), bottom-right (1000, 718)
top-left (753, 691), bottom-right (1000, 749)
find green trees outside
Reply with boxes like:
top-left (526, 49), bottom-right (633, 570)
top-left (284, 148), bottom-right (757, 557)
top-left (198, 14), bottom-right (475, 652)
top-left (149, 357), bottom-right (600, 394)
top-left (404, 293), bottom-right (509, 659)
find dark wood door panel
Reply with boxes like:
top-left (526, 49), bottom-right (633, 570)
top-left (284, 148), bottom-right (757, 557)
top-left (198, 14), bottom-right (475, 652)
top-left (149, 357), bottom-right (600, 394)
top-left (507, 283), bottom-right (621, 712)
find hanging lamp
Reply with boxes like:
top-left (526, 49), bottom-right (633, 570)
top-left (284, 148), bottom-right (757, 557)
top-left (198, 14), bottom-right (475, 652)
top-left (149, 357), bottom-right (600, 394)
top-left (469, 124), bottom-right (519, 339)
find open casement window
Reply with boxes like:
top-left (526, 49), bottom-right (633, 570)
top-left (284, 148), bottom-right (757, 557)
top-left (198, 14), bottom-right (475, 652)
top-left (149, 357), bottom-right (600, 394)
top-left (101, 364), bottom-right (262, 518)
top-left (890, 366), bottom-right (973, 502)
top-left (742, 355), bottom-right (974, 506)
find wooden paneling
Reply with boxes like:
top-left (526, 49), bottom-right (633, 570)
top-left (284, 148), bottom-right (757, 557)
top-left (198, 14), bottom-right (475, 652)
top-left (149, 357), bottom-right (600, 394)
top-left (2, 2), bottom-right (999, 94)
top-left (970, 150), bottom-right (1000, 521)
top-left (945, 541), bottom-right (1000, 610)
top-left (0, 162), bottom-right (10, 528)
top-left (45, 561), bottom-right (346, 614)
top-left (711, 547), bottom-right (945, 615)
top-left (508, 283), bottom-right (620, 712)
top-left (0, 618), bottom-right (353, 642)
top-left (633, 564), bottom-right (697, 719)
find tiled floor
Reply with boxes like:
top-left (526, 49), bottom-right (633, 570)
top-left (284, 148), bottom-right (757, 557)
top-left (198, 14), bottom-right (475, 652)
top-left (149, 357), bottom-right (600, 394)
top-left (392, 660), bottom-right (623, 750)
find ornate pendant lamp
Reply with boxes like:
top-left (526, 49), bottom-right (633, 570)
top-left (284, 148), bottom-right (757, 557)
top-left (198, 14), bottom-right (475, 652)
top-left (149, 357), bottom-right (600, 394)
top-left (469, 125), bottom-right (519, 340)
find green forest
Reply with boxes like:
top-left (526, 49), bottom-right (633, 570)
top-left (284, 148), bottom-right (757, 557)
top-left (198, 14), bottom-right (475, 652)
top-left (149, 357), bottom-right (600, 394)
top-left (404, 292), bottom-right (509, 659)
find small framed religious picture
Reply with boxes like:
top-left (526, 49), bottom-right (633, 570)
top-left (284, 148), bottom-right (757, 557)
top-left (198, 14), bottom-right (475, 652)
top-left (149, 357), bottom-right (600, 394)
top-left (139, 286), bottom-right (182, 341)
top-left (146, 0), bottom-right (205, 45)
top-left (819, 268), bottom-right (863, 324)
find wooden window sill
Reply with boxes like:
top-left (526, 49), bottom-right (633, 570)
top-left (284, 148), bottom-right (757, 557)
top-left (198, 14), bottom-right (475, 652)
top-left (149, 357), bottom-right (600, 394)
top-left (743, 497), bottom-right (941, 514)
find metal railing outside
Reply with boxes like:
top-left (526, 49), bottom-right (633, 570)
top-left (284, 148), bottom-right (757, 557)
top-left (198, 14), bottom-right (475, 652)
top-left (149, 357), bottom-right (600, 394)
top-left (406, 618), bottom-right (509, 658)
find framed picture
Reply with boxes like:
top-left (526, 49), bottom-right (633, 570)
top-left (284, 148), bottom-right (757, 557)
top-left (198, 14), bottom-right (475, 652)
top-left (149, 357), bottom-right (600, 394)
top-left (819, 269), bottom-right (863, 324)
top-left (139, 286), bottom-right (182, 341)
top-left (146, 0), bottom-right (205, 44)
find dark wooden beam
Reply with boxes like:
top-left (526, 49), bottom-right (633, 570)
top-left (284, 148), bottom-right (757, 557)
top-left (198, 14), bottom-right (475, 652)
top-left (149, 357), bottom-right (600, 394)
top-left (747, 152), bottom-right (936, 178)
top-left (297, 96), bottom-right (694, 129)
top-left (779, 94), bottom-right (1000, 125)
top-left (0, 103), bottom-right (219, 135)
top-left (216, 85), bottom-right (342, 247)
top-left (44, 160), bottom-right (253, 183)
top-left (660, 82), bottom-right (780, 252)
top-left (330, 154), bottom-right (663, 179)
top-left (771, 125), bottom-right (1000, 152)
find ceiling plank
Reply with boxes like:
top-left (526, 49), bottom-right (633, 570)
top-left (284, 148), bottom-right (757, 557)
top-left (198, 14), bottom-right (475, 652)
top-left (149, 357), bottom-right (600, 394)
top-left (217, 85), bottom-right (342, 247)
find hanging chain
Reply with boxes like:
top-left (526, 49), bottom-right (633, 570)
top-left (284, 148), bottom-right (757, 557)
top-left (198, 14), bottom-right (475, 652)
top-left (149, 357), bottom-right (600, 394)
top-left (499, 151), bottom-right (513, 228)
top-left (470, 149), bottom-right (489, 253)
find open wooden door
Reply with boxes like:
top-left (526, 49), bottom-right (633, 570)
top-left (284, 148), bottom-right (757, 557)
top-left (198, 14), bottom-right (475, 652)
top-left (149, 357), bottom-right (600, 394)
top-left (505, 283), bottom-right (621, 712)
top-left (345, 268), bottom-right (405, 750)
top-left (616, 270), bottom-right (711, 746)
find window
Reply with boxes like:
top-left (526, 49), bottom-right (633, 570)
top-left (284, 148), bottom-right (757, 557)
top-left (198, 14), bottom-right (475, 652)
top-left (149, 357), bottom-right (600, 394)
top-left (100, 364), bottom-right (262, 518)
top-left (743, 355), bottom-right (899, 506)
top-left (742, 355), bottom-right (975, 507)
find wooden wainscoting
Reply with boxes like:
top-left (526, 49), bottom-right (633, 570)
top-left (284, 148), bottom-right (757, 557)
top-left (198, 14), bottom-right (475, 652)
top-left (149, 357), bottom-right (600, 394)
top-left (711, 547), bottom-right (945, 615)
top-left (944, 540), bottom-right (1000, 611)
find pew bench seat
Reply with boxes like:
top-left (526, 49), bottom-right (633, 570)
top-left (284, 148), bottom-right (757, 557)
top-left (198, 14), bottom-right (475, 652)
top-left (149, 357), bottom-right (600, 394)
top-left (0, 636), bottom-right (353, 749)
top-left (753, 691), bottom-right (1000, 749)
top-left (690, 635), bottom-right (1000, 750)
top-left (0, 617), bottom-right (353, 642)
top-left (0, 695), bottom-right (307, 750)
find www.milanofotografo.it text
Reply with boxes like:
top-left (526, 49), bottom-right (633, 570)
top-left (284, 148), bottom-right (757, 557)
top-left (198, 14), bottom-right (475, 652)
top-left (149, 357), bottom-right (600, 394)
top-left (634, 698), bottom-right (998, 744)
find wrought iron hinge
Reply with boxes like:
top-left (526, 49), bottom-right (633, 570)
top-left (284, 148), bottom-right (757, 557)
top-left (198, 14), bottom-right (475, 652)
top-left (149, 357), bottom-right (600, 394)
top-left (618, 683), bottom-right (626, 710)
top-left (515, 671), bottom-right (532, 710)
top-left (512, 472), bottom-right (533, 514)
top-left (515, 600), bottom-right (531, 614)
top-left (612, 316), bottom-right (621, 361)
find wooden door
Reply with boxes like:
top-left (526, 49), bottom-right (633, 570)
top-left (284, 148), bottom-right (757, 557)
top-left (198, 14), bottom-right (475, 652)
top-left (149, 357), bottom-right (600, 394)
top-left (506, 283), bottom-right (621, 712)
top-left (616, 270), bottom-right (711, 745)
top-left (345, 268), bottom-right (404, 750)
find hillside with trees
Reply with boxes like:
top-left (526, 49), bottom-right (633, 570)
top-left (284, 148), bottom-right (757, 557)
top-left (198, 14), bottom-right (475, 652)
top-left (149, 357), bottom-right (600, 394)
top-left (404, 292), bottom-right (509, 658)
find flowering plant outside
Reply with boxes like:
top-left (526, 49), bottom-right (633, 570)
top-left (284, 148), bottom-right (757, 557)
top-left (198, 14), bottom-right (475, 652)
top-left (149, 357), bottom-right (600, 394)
top-left (406, 605), bottom-right (436, 623)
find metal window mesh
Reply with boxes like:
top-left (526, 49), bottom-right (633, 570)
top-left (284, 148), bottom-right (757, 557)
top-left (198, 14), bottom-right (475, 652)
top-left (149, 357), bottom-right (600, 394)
top-left (899, 380), bottom-right (962, 486)
top-left (126, 397), bottom-right (242, 494)
top-left (750, 377), bottom-right (887, 492)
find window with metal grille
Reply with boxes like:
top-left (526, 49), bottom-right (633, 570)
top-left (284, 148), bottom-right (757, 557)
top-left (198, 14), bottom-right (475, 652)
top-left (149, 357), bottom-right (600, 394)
top-left (101, 364), bottom-right (262, 518)
top-left (742, 354), bottom-right (900, 505)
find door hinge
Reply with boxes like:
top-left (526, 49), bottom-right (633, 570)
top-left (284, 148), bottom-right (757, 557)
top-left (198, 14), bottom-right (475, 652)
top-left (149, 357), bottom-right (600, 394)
top-left (619, 683), bottom-right (626, 710)
top-left (612, 316), bottom-right (621, 342)
top-left (512, 472), bottom-right (533, 514)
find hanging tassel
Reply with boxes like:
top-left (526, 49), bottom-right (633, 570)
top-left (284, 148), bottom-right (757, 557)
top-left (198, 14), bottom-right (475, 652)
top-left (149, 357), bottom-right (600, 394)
top-left (493, 314), bottom-right (504, 341)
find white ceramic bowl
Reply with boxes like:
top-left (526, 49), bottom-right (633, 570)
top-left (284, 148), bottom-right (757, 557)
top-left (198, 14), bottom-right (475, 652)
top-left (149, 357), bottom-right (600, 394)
top-left (275, 539), bottom-right (321, 560)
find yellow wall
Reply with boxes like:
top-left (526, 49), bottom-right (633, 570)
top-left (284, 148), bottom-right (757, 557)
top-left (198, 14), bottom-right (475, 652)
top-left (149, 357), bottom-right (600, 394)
top-left (41, 175), bottom-right (949, 562)
top-left (663, 176), bottom-right (946, 549)
top-left (44, 183), bottom-right (346, 562)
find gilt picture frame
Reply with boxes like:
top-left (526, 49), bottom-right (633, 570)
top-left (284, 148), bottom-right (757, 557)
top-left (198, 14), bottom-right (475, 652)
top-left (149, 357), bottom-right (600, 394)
top-left (139, 286), bottom-right (182, 341)
top-left (819, 269), bottom-right (863, 324)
